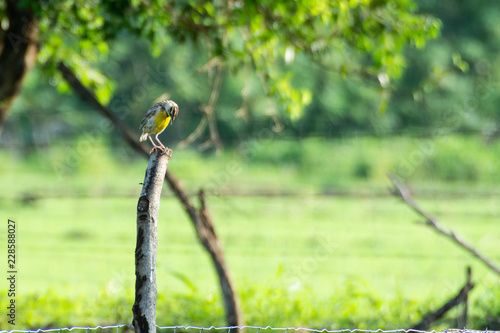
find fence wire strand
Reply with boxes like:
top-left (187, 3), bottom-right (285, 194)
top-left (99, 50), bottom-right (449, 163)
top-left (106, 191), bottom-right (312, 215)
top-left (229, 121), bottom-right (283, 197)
top-left (0, 324), bottom-right (495, 333)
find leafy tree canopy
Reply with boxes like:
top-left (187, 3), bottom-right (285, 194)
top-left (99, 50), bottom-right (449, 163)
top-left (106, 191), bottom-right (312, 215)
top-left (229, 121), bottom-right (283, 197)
top-left (8, 0), bottom-right (440, 117)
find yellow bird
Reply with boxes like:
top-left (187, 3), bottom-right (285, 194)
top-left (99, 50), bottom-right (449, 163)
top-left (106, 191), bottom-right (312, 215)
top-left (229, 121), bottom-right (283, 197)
top-left (139, 100), bottom-right (179, 152)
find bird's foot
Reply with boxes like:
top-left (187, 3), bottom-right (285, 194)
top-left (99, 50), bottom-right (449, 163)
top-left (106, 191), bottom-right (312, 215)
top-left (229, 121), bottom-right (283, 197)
top-left (149, 145), bottom-right (173, 156)
top-left (164, 146), bottom-right (173, 156)
top-left (149, 146), bottom-right (165, 154)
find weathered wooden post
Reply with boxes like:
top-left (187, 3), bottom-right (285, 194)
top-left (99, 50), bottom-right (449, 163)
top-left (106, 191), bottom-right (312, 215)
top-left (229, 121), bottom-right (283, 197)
top-left (133, 149), bottom-right (171, 333)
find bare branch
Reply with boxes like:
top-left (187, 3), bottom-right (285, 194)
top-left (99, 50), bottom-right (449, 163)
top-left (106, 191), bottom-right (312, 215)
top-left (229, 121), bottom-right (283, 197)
top-left (177, 116), bottom-right (208, 149)
top-left (57, 62), bottom-right (145, 155)
top-left (178, 59), bottom-right (224, 153)
top-left (200, 61), bottom-right (224, 154)
top-left (411, 267), bottom-right (474, 330)
top-left (389, 174), bottom-right (500, 276)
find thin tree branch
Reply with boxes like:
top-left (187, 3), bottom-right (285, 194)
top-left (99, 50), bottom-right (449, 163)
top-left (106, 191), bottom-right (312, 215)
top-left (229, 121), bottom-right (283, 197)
top-left (389, 174), bottom-right (500, 276)
top-left (200, 60), bottom-right (224, 154)
top-left (177, 116), bottom-right (208, 149)
top-left (57, 62), bottom-right (144, 155)
top-left (177, 58), bottom-right (224, 153)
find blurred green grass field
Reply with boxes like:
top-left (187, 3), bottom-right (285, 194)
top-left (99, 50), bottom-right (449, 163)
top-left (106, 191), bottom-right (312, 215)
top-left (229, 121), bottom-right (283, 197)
top-left (3, 194), bottom-right (500, 329)
top-left (7, 195), bottom-right (499, 298)
top-left (1, 135), bottom-right (500, 328)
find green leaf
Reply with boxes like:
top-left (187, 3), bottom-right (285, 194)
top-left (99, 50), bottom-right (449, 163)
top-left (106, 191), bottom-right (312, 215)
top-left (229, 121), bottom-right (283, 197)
top-left (452, 52), bottom-right (470, 73)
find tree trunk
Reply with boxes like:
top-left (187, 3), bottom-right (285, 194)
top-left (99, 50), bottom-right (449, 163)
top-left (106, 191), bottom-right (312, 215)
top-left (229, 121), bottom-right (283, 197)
top-left (0, 0), bottom-right (39, 134)
top-left (133, 149), bottom-right (171, 333)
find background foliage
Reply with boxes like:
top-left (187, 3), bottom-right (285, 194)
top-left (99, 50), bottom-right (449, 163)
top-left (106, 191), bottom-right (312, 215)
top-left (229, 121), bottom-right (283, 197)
top-left (3, 0), bottom-right (500, 146)
top-left (3, 0), bottom-right (443, 146)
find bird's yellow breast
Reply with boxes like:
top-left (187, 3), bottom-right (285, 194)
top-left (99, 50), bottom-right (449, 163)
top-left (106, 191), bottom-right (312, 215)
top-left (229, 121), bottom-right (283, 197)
top-left (152, 112), bottom-right (171, 134)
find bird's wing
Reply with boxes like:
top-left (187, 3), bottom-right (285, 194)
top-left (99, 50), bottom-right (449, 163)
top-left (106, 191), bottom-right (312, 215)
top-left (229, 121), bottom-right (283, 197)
top-left (139, 106), bottom-right (158, 129)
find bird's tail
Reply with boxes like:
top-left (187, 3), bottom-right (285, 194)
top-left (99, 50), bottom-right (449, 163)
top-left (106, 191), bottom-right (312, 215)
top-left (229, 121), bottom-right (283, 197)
top-left (139, 132), bottom-right (148, 142)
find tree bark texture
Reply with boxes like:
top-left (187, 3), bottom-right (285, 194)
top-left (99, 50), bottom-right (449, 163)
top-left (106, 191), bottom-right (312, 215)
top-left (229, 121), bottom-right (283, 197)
top-left (133, 149), bottom-right (170, 333)
top-left (0, 0), bottom-right (39, 133)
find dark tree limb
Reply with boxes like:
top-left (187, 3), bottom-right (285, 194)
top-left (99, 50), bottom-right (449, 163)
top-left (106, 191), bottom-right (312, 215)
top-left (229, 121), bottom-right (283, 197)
top-left (457, 287), bottom-right (469, 329)
top-left (57, 62), bottom-right (143, 155)
top-left (0, 0), bottom-right (40, 133)
top-left (133, 148), bottom-right (170, 333)
top-left (58, 62), bottom-right (242, 327)
top-left (197, 189), bottom-right (242, 328)
top-left (162, 179), bottom-right (243, 328)
top-left (411, 267), bottom-right (474, 330)
top-left (389, 174), bottom-right (500, 276)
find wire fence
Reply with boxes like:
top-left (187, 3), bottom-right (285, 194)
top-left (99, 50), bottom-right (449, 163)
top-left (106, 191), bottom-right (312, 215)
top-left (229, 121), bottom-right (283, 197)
top-left (0, 324), bottom-right (494, 333)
